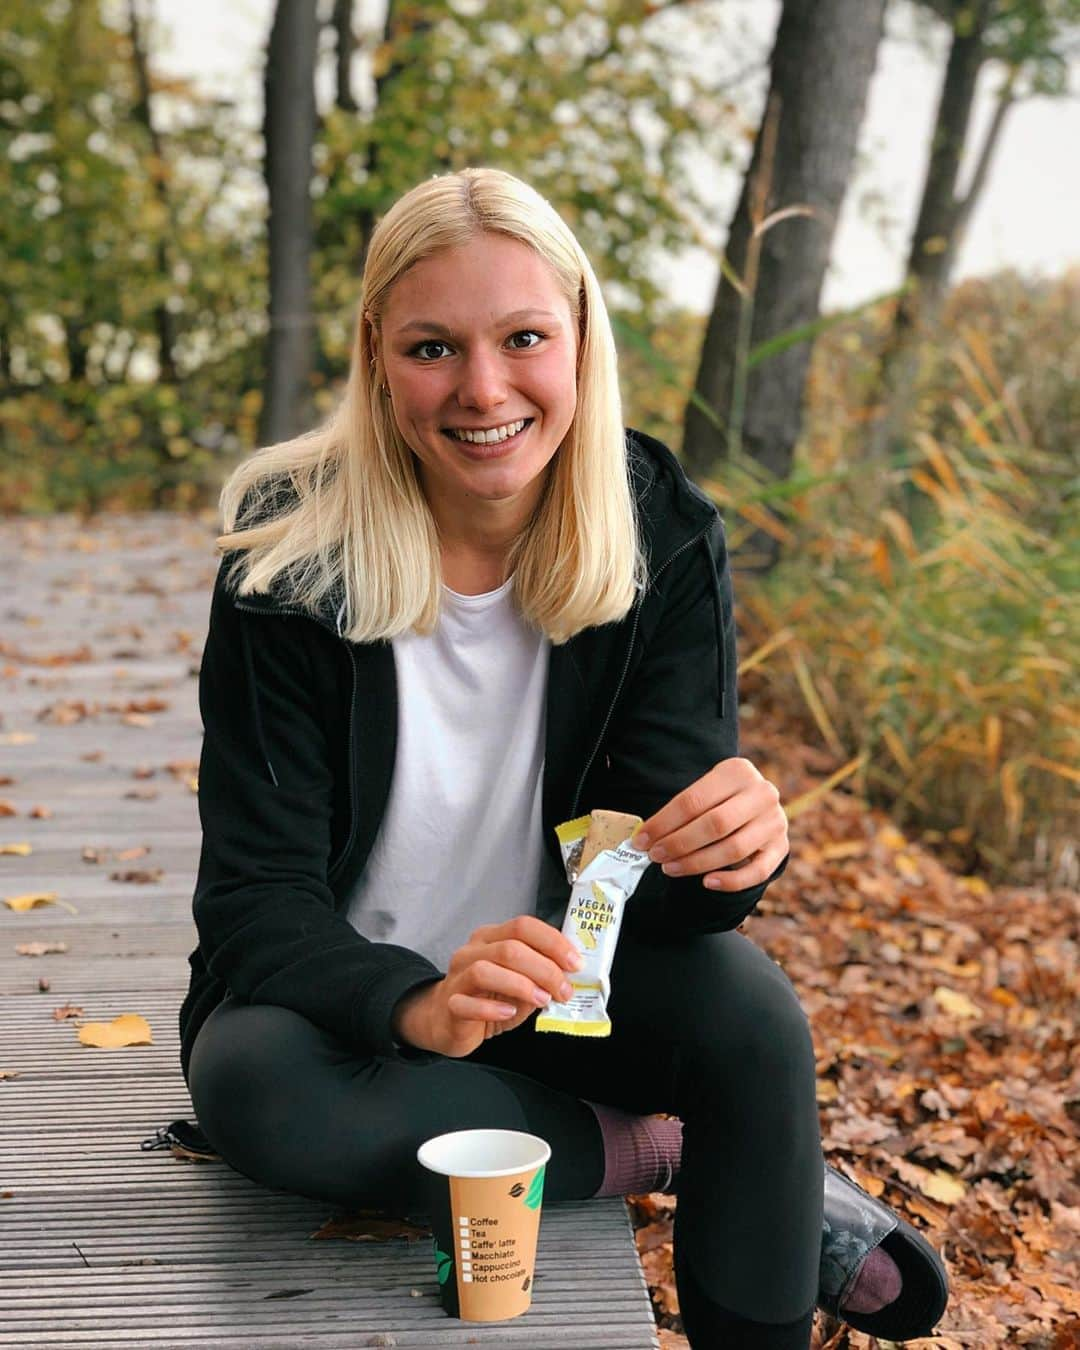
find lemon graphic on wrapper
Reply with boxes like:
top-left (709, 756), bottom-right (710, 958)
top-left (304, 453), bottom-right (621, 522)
top-left (576, 925), bottom-right (597, 951)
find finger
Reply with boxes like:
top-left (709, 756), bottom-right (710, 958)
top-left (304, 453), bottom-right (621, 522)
top-left (467, 961), bottom-right (561, 1015)
top-left (649, 778), bottom-right (779, 863)
top-left (473, 915), bottom-right (583, 974)
top-left (703, 843), bottom-right (788, 891)
top-left (632, 760), bottom-right (752, 850)
top-left (657, 816), bottom-right (782, 878)
top-left (447, 990), bottom-right (519, 1022)
top-left (481, 942), bottom-right (576, 1004)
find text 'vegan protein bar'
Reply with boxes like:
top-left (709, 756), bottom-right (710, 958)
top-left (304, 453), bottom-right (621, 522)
top-left (535, 809), bottom-right (651, 1037)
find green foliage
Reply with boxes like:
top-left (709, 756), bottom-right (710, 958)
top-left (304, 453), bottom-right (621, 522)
top-left (717, 269), bottom-right (1077, 885)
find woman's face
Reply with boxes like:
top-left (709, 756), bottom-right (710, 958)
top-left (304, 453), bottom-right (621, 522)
top-left (376, 232), bottom-right (579, 528)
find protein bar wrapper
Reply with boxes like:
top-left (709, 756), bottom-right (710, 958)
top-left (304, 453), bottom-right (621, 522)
top-left (536, 810), bottom-right (651, 1037)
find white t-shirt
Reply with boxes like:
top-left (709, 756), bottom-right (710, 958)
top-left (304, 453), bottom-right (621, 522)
top-left (344, 577), bottom-right (549, 971)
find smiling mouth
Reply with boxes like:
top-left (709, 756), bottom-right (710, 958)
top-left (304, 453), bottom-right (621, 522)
top-left (442, 417), bottom-right (533, 445)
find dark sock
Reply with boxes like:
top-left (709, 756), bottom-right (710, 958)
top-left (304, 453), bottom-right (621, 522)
top-left (676, 1243), bottom-right (814, 1349)
top-left (585, 1102), bottom-right (682, 1196)
top-left (840, 1244), bottom-right (903, 1314)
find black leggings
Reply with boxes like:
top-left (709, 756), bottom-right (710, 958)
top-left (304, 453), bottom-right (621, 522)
top-left (189, 928), bottom-right (824, 1339)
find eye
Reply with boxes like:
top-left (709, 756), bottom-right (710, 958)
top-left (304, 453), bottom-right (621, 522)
top-left (410, 339), bottom-right (452, 361)
top-left (407, 330), bottom-right (548, 361)
top-left (508, 329), bottom-right (547, 349)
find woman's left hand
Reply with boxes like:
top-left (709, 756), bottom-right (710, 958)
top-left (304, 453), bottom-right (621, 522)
top-left (631, 758), bottom-right (789, 891)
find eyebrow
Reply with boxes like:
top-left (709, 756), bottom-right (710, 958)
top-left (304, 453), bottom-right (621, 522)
top-left (395, 309), bottom-right (562, 337)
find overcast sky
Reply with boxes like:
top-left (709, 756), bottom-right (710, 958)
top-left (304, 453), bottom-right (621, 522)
top-left (144, 0), bottom-right (1080, 313)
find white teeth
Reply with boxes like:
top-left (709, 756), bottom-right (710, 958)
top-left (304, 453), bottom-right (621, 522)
top-left (448, 419), bottom-right (527, 445)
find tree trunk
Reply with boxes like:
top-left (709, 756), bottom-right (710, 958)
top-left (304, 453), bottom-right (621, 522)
top-left (682, 0), bottom-right (885, 572)
top-left (127, 0), bottom-right (178, 386)
top-left (333, 0), bottom-right (358, 112)
top-left (864, 0), bottom-right (1004, 507)
top-left (259, 0), bottom-right (320, 447)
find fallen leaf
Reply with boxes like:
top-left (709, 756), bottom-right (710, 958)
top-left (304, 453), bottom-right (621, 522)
top-left (80, 751), bottom-right (104, 762)
top-left (0, 733), bottom-right (36, 745)
top-left (28, 805), bottom-right (52, 819)
top-left (0, 801), bottom-right (16, 817)
top-left (0, 842), bottom-right (32, 856)
top-left (124, 788), bottom-right (159, 801)
top-left (121, 713), bottom-right (155, 728)
top-left (3, 892), bottom-right (78, 915)
top-left (109, 868), bottom-right (163, 884)
top-left (0, 1070), bottom-right (19, 1081)
top-left (16, 941), bottom-right (68, 956)
top-left (115, 846), bottom-right (150, 862)
top-left (933, 986), bottom-right (982, 1019)
top-left (53, 1004), bottom-right (84, 1021)
top-left (37, 977), bottom-right (50, 992)
top-left (77, 1013), bottom-right (153, 1048)
top-left (311, 1213), bottom-right (431, 1242)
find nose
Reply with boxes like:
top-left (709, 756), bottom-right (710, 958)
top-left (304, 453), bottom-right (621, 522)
top-left (455, 345), bottom-right (508, 413)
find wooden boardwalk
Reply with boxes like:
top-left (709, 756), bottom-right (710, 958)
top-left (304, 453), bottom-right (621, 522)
top-left (0, 513), bottom-right (659, 1350)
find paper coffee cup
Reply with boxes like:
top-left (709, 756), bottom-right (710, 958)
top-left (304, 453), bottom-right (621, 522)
top-left (417, 1129), bottom-right (550, 1321)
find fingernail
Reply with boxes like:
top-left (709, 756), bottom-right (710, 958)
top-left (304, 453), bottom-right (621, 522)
top-left (558, 981), bottom-right (574, 1002)
top-left (533, 987), bottom-right (552, 1006)
top-left (632, 831), bottom-right (650, 850)
top-left (497, 1003), bottom-right (517, 1016)
top-left (661, 860), bottom-right (683, 876)
top-left (704, 876), bottom-right (724, 889)
top-left (648, 846), bottom-right (668, 863)
top-left (566, 950), bottom-right (585, 971)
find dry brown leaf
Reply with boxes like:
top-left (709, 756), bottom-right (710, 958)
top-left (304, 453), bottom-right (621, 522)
top-left (115, 846), bottom-right (150, 862)
top-left (77, 1013), bottom-right (153, 1048)
top-left (0, 801), bottom-right (16, 817)
top-left (0, 842), bottom-right (32, 856)
top-left (109, 868), bottom-right (163, 884)
top-left (16, 941), bottom-right (68, 956)
top-left (0, 733), bottom-right (36, 745)
top-left (80, 750), bottom-right (104, 762)
top-left (121, 713), bottom-right (154, 728)
top-left (0, 1070), bottom-right (19, 1081)
top-left (124, 787), bottom-right (159, 801)
top-left (311, 1213), bottom-right (430, 1242)
top-left (53, 1004), bottom-right (84, 1021)
top-left (28, 805), bottom-right (52, 819)
top-left (37, 977), bottom-right (50, 992)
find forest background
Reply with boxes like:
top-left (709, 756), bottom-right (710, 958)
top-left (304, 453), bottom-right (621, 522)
top-left (1, 2), bottom-right (1077, 1343)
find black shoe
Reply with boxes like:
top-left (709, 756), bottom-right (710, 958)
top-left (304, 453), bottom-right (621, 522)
top-left (818, 1163), bottom-right (949, 1340)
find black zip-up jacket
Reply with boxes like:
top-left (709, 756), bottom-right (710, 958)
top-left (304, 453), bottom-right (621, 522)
top-left (178, 428), bottom-right (789, 1085)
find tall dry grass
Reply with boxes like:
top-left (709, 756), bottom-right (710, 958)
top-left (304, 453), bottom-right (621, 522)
top-left (696, 270), bottom-right (1078, 885)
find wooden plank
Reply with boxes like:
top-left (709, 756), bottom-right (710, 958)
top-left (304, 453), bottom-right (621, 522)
top-left (0, 514), bottom-right (660, 1349)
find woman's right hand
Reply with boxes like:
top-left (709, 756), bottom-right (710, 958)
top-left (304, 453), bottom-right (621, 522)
top-left (391, 916), bottom-right (584, 1058)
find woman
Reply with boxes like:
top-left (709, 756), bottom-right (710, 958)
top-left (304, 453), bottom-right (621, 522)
top-left (177, 168), bottom-right (946, 1348)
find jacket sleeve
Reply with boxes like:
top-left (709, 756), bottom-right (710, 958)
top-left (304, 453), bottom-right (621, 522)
top-left (191, 566), bottom-right (443, 1062)
top-left (585, 513), bottom-right (789, 939)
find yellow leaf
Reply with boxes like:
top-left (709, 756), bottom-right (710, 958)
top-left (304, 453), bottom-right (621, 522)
top-left (959, 875), bottom-right (990, 895)
top-left (77, 1013), bottom-right (153, 1049)
top-left (815, 1079), bottom-right (838, 1102)
top-left (0, 732), bottom-right (36, 745)
top-left (933, 986), bottom-right (981, 1019)
top-left (919, 1169), bottom-right (967, 1205)
top-left (821, 840), bottom-right (866, 860)
top-left (878, 825), bottom-right (908, 850)
top-left (0, 842), bottom-right (32, 856)
top-left (3, 892), bottom-right (78, 914)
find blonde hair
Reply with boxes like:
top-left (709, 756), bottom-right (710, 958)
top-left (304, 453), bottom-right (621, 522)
top-left (218, 167), bottom-right (646, 644)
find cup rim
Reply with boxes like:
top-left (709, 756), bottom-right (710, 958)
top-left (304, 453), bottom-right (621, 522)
top-left (417, 1128), bottom-right (551, 1179)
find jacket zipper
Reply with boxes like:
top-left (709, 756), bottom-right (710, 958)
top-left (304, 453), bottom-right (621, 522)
top-left (233, 598), bottom-right (359, 879)
top-left (569, 525), bottom-right (712, 817)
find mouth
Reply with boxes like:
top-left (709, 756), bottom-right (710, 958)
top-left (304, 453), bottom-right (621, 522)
top-left (441, 417), bottom-right (533, 457)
